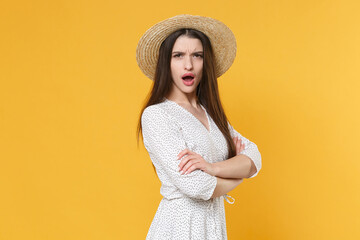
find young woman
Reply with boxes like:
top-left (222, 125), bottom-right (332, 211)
top-left (136, 14), bottom-right (262, 240)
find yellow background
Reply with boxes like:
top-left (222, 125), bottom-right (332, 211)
top-left (1, 0), bottom-right (359, 239)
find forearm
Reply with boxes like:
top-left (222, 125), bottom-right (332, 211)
top-left (210, 176), bottom-right (243, 198)
top-left (213, 154), bottom-right (257, 179)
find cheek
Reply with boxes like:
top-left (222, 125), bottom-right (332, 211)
top-left (170, 64), bottom-right (176, 77)
top-left (170, 62), bottom-right (180, 73)
top-left (196, 62), bottom-right (203, 74)
top-left (195, 59), bottom-right (203, 67)
top-left (170, 64), bottom-right (180, 81)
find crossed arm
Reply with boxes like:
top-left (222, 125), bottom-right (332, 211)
top-left (176, 132), bottom-right (260, 199)
top-left (210, 154), bottom-right (257, 198)
top-left (142, 106), bottom-right (261, 201)
top-left (211, 122), bottom-right (262, 198)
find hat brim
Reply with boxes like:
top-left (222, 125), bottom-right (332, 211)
top-left (136, 14), bottom-right (237, 81)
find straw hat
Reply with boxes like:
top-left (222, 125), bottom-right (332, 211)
top-left (136, 14), bottom-right (237, 81)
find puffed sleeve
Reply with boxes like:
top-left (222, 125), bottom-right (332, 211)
top-left (141, 105), bottom-right (217, 200)
top-left (228, 122), bottom-right (262, 178)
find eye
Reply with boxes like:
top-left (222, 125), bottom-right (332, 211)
top-left (173, 54), bottom-right (181, 58)
top-left (194, 54), bottom-right (203, 58)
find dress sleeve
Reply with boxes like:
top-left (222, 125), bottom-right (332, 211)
top-left (141, 105), bottom-right (217, 201)
top-left (227, 122), bottom-right (262, 178)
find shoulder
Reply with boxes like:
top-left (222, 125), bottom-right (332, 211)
top-left (141, 104), bottom-right (182, 137)
top-left (142, 103), bottom-right (165, 118)
top-left (141, 102), bottom-right (174, 125)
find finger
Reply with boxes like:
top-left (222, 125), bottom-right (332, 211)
top-left (182, 160), bottom-right (201, 175)
top-left (236, 138), bottom-right (241, 154)
top-left (177, 148), bottom-right (191, 160)
top-left (239, 138), bottom-right (244, 149)
top-left (233, 137), bottom-right (239, 154)
top-left (240, 142), bottom-right (245, 151)
top-left (233, 137), bottom-right (238, 150)
top-left (178, 155), bottom-right (196, 172)
top-left (181, 154), bottom-right (203, 174)
top-left (239, 138), bottom-right (243, 144)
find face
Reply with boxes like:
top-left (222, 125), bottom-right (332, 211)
top-left (170, 35), bottom-right (203, 96)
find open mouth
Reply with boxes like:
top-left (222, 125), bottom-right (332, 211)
top-left (182, 75), bottom-right (195, 86)
top-left (182, 76), bottom-right (194, 81)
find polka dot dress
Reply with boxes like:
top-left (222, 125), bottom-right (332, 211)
top-left (141, 98), bottom-right (262, 239)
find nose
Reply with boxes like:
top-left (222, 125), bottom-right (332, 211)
top-left (184, 55), bottom-right (193, 70)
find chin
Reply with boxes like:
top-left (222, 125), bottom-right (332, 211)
top-left (181, 88), bottom-right (196, 93)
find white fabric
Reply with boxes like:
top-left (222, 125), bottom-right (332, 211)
top-left (141, 98), bottom-right (262, 239)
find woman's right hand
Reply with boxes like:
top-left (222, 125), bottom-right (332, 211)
top-left (233, 136), bottom-right (245, 155)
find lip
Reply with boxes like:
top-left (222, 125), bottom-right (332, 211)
top-left (182, 73), bottom-right (195, 78)
top-left (182, 78), bottom-right (194, 86)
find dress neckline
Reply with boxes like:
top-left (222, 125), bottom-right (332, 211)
top-left (164, 98), bottom-right (211, 134)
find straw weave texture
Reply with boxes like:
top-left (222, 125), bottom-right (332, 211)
top-left (136, 14), bottom-right (237, 81)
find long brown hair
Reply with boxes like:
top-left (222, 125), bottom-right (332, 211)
top-left (136, 28), bottom-right (237, 174)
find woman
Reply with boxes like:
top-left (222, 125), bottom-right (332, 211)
top-left (136, 14), bottom-right (262, 239)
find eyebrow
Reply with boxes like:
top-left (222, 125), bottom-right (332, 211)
top-left (172, 51), bottom-right (204, 54)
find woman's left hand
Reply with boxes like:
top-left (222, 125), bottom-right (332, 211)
top-left (233, 136), bottom-right (245, 155)
top-left (177, 149), bottom-right (216, 176)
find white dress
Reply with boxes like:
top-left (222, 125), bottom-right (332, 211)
top-left (141, 98), bottom-right (262, 240)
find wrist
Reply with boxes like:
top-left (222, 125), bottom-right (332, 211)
top-left (211, 162), bottom-right (219, 176)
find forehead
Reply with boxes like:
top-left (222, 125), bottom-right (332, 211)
top-left (172, 35), bottom-right (203, 51)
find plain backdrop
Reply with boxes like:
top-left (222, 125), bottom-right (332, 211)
top-left (0, 0), bottom-right (359, 239)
